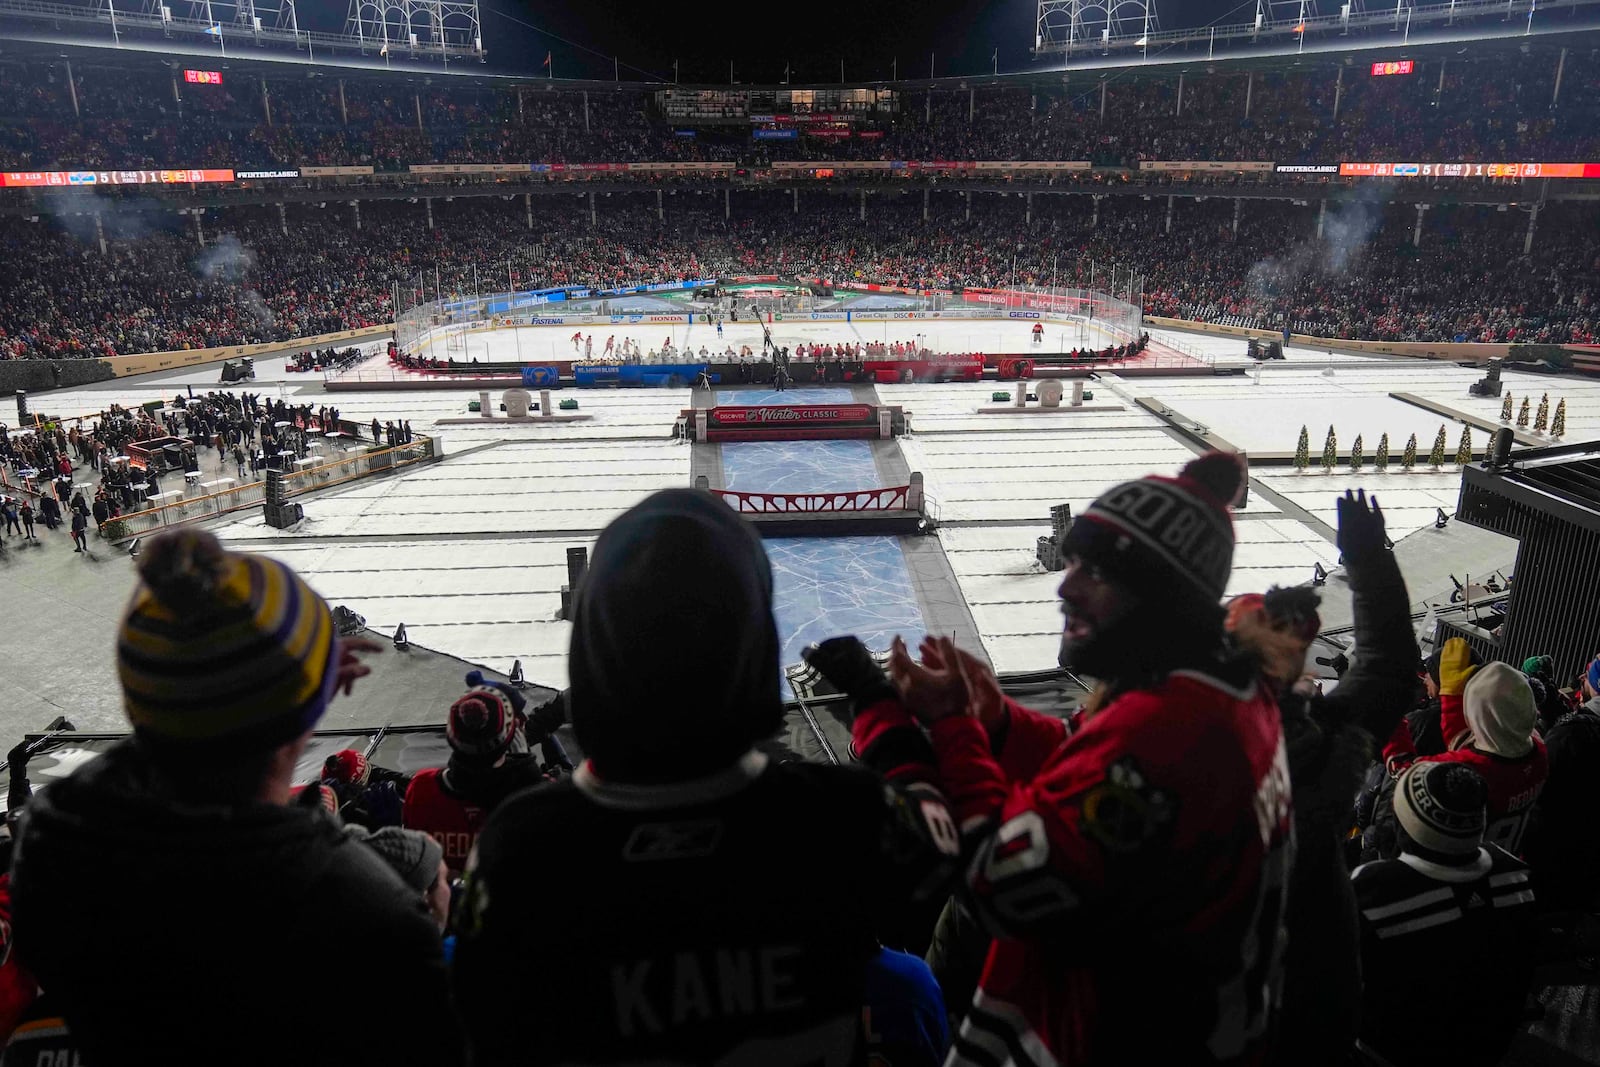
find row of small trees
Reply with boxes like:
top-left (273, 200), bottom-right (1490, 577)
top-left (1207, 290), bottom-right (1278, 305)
top-left (1293, 424), bottom-right (1473, 472)
top-left (1499, 392), bottom-right (1568, 438)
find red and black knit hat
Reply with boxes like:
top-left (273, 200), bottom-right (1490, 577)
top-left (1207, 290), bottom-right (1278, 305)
top-left (322, 748), bottom-right (371, 788)
top-left (1061, 451), bottom-right (1247, 604)
top-left (448, 686), bottom-right (518, 761)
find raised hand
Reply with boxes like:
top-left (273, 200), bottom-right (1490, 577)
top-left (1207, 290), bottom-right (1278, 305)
top-left (1335, 489), bottom-right (1389, 562)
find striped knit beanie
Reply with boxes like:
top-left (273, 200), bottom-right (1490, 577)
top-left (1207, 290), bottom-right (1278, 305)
top-left (1061, 451), bottom-right (1246, 605)
top-left (448, 686), bottom-right (518, 761)
top-left (118, 529), bottom-right (338, 750)
top-left (1394, 763), bottom-right (1487, 856)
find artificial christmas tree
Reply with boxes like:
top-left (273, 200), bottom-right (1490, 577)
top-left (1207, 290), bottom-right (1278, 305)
top-left (1294, 425), bottom-right (1310, 471)
top-left (1350, 434), bottom-right (1364, 471)
top-left (1551, 399), bottom-right (1567, 438)
top-left (1402, 433), bottom-right (1418, 470)
top-left (1322, 426), bottom-right (1338, 472)
top-left (1375, 433), bottom-right (1390, 471)
top-left (1517, 397), bottom-right (1530, 428)
top-left (1534, 393), bottom-right (1549, 433)
top-left (1500, 392), bottom-right (1514, 422)
top-left (1455, 424), bottom-right (1472, 466)
top-left (1429, 426), bottom-right (1448, 468)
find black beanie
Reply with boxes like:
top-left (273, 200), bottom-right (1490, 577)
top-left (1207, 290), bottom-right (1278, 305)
top-left (568, 490), bottom-right (783, 784)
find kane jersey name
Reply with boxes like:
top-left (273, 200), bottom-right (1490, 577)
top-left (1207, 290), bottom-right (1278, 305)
top-left (611, 945), bottom-right (804, 1035)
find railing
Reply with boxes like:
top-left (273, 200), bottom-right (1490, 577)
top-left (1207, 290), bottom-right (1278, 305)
top-left (713, 486), bottom-right (910, 514)
top-left (99, 436), bottom-right (436, 543)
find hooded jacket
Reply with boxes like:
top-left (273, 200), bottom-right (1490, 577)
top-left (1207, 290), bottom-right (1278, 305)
top-left (11, 740), bottom-right (461, 1066)
top-left (1380, 664), bottom-right (1548, 856)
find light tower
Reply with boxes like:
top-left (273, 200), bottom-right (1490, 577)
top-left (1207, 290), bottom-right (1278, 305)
top-left (1034, 0), bottom-right (1159, 58)
top-left (344, 0), bottom-right (484, 64)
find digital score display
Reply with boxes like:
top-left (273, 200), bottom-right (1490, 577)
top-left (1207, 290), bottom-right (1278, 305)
top-left (1370, 60), bottom-right (1414, 76)
top-left (1339, 161), bottom-right (1600, 179)
top-left (0, 168), bottom-right (236, 187)
top-left (183, 69), bottom-right (224, 85)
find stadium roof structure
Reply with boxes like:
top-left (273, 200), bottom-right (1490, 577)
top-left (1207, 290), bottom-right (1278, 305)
top-left (0, 0), bottom-right (484, 67)
top-left (1034, 0), bottom-right (1600, 59)
top-left (1, 0), bottom-right (1598, 83)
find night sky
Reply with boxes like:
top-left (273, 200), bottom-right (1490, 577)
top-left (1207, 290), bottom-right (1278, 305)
top-left (374, 0), bottom-right (1249, 82)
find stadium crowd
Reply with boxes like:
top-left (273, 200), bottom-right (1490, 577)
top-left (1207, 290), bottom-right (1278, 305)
top-left (0, 459), bottom-right (1594, 1065)
top-left (0, 195), bottom-right (1594, 359)
top-left (1, 50), bottom-right (1598, 169)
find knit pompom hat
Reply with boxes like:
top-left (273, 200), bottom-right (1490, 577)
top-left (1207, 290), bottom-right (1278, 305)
top-left (1394, 762), bottom-right (1487, 856)
top-left (117, 529), bottom-right (338, 750)
top-left (448, 686), bottom-right (519, 761)
top-left (1061, 451), bottom-right (1247, 605)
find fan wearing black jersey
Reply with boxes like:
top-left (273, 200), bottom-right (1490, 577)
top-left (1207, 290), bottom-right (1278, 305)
top-left (452, 489), bottom-right (960, 1067)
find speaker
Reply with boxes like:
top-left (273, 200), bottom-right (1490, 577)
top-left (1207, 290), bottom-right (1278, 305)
top-left (265, 469), bottom-right (288, 507)
top-left (15, 390), bottom-right (26, 422)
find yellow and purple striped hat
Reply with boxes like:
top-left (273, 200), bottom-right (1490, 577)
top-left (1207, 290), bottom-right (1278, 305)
top-left (118, 530), bottom-right (338, 749)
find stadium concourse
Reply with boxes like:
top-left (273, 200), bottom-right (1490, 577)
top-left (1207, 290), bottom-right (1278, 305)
top-left (8, 329), bottom-right (1598, 735)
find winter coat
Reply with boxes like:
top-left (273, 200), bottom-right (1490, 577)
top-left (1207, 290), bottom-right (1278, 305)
top-left (11, 740), bottom-right (462, 1065)
top-left (1523, 695), bottom-right (1600, 912)
top-left (1272, 543), bottom-right (1419, 1066)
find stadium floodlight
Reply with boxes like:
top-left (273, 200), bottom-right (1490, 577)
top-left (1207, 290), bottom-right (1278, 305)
top-left (1035, 0), bottom-right (1160, 58)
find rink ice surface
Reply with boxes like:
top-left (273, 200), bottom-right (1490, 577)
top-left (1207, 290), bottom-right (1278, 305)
top-left (430, 317), bottom-right (1124, 366)
top-left (24, 328), bottom-right (1600, 689)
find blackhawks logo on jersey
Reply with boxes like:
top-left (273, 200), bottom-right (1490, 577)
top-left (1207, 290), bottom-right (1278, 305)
top-left (1081, 757), bottom-right (1176, 854)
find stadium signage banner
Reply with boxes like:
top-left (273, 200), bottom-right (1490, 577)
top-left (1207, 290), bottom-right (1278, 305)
top-left (0, 168), bottom-right (235, 187)
top-left (971, 161), bottom-right (1092, 172)
top-left (1339, 161), bottom-right (1600, 179)
top-left (1371, 60), bottom-right (1414, 76)
top-left (409, 163), bottom-right (528, 175)
top-left (753, 129), bottom-right (799, 140)
top-left (1275, 164), bottom-right (1339, 174)
top-left (711, 405), bottom-right (873, 426)
top-left (1139, 161), bottom-right (1275, 173)
top-left (237, 169), bottom-right (300, 179)
top-left (183, 69), bottom-right (223, 84)
top-left (300, 166), bottom-right (375, 177)
top-left (626, 162), bottom-right (730, 173)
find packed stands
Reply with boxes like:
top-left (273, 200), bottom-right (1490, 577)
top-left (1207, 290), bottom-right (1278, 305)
top-left (0, 195), bottom-right (1594, 358)
top-left (0, 44), bottom-right (1598, 170)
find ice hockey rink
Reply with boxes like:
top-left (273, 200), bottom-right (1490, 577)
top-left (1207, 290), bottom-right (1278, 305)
top-left (408, 315), bottom-right (1134, 366)
top-left (15, 329), bottom-right (1595, 711)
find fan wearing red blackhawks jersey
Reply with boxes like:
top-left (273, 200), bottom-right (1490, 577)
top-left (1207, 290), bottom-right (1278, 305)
top-left (850, 453), bottom-right (1294, 1067)
top-left (1381, 638), bottom-right (1547, 855)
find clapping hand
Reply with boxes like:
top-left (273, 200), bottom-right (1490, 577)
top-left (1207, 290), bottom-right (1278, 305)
top-left (887, 635), bottom-right (993, 726)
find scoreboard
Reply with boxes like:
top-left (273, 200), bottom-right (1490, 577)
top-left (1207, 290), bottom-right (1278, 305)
top-left (183, 69), bottom-right (223, 85)
top-left (1370, 60), bottom-right (1414, 76)
top-left (1339, 161), bottom-right (1600, 178)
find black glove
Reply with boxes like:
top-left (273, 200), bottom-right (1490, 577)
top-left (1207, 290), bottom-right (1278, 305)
top-left (1336, 489), bottom-right (1388, 564)
top-left (802, 636), bottom-right (897, 711)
